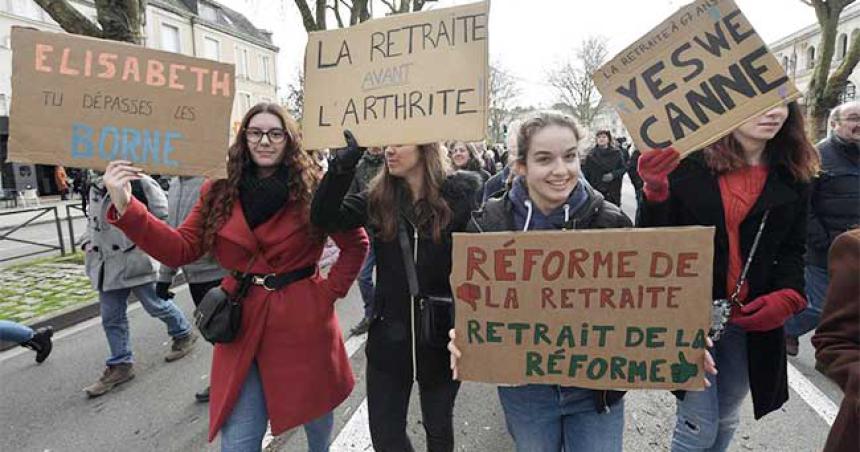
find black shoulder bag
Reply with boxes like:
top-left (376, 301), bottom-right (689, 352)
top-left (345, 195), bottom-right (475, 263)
top-left (398, 220), bottom-right (454, 349)
top-left (194, 253), bottom-right (259, 343)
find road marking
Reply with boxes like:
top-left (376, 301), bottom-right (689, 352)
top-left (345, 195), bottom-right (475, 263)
top-left (330, 399), bottom-right (372, 451)
top-left (787, 362), bottom-right (838, 426)
top-left (0, 284), bottom-right (189, 364)
top-left (263, 332), bottom-right (369, 450)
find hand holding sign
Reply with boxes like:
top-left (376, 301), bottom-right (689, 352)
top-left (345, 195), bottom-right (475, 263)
top-left (638, 148), bottom-right (680, 202)
top-left (331, 130), bottom-right (366, 173)
top-left (103, 160), bottom-right (143, 215)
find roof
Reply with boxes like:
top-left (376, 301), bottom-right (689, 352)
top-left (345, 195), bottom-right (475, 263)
top-left (768, 2), bottom-right (860, 50)
top-left (150, 0), bottom-right (278, 52)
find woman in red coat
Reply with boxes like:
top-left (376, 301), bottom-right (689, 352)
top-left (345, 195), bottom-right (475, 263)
top-left (102, 103), bottom-right (368, 451)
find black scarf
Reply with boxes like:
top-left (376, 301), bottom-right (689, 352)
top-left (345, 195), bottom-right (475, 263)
top-left (239, 165), bottom-right (290, 230)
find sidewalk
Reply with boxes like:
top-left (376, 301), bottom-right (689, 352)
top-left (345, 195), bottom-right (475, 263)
top-left (0, 196), bottom-right (86, 232)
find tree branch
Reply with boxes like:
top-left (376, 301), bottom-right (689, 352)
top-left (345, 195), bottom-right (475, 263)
top-left (380, 0), bottom-right (397, 14)
top-left (328, 3), bottom-right (344, 28)
top-left (294, 0), bottom-right (320, 31)
top-left (315, 0), bottom-right (327, 30)
top-left (33, 0), bottom-right (102, 38)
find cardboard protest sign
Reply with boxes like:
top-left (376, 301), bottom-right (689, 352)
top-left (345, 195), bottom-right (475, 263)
top-left (451, 227), bottom-right (715, 390)
top-left (8, 27), bottom-right (234, 178)
top-left (303, 1), bottom-right (489, 149)
top-left (593, 0), bottom-right (799, 156)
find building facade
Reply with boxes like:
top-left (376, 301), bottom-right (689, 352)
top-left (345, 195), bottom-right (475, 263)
top-left (0, 0), bottom-right (277, 194)
top-left (768, 3), bottom-right (860, 104)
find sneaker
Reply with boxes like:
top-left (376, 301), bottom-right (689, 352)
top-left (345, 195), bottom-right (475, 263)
top-left (84, 363), bottom-right (135, 398)
top-left (350, 317), bottom-right (371, 336)
top-left (785, 335), bottom-right (799, 357)
top-left (21, 326), bottom-right (54, 363)
top-left (195, 386), bottom-right (210, 403)
top-left (165, 332), bottom-right (198, 362)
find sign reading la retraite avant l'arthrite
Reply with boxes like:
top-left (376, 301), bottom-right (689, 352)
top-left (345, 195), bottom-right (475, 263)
top-left (451, 227), bottom-right (715, 390)
top-left (594, 0), bottom-right (800, 156)
top-left (9, 27), bottom-right (235, 178)
top-left (303, 1), bottom-right (489, 149)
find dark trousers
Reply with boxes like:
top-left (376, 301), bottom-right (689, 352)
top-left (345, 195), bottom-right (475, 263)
top-left (188, 279), bottom-right (222, 308)
top-left (366, 364), bottom-right (460, 452)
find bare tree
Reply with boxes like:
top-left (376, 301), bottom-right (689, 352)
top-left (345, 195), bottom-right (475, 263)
top-left (33, 0), bottom-right (145, 43)
top-left (295, 0), bottom-right (436, 32)
top-left (285, 68), bottom-right (305, 120)
top-left (548, 36), bottom-right (608, 128)
top-left (801, 0), bottom-right (860, 140)
top-left (488, 63), bottom-right (520, 143)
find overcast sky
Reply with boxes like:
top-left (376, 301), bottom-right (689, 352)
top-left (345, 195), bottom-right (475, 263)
top-left (219, 0), bottom-right (820, 107)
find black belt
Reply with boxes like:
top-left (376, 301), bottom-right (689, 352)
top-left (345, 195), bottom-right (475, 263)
top-left (232, 265), bottom-right (316, 292)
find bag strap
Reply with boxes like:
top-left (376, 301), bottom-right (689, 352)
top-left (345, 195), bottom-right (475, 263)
top-left (234, 249), bottom-right (262, 300)
top-left (730, 210), bottom-right (770, 307)
top-left (398, 219), bottom-right (420, 298)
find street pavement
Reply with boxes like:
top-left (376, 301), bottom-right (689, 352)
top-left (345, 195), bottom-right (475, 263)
top-left (0, 179), bottom-right (843, 451)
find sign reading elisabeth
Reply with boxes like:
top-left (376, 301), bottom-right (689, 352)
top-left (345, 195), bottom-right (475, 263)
top-left (451, 227), bottom-right (715, 391)
top-left (593, 0), bottom-right (800, 156)
top-left (8, 27), bottom-right (235, 178)
top-left (302, 1), bottom-right (489, 150)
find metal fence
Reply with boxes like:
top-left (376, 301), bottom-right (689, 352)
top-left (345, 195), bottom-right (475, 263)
top-left (0, 206), bottom-right (66, 263)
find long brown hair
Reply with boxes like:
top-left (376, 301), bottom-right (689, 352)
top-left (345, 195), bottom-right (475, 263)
top-left (367, 143), bottom-right (452, 242)
top-left (198, 102), bottom-right (321, 250)
top-left (704, 102), bottom-right (820, 182)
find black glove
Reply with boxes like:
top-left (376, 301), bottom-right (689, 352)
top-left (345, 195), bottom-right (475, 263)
top-left (332, 130), bottom-right (366, 173)
top-left (155, 282), bottom-right (174, 300)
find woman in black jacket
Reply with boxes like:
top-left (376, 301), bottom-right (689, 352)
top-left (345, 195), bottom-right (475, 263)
top-left (311, 133), bottom-right (482, 452)
top-left (637, 101), bottom-right (819, 452)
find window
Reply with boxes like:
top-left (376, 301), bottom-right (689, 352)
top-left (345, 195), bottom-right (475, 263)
top-left (0, 94), bottom-right (7, 116)
top-left (199, 3), bottom-right (217, 22)
top-left (258, 55), bottom-right (272, 84)
top-left (782, 56), bottom-right (789, 70)
top-left (841, 81), bottom-right (856, 103)
top-left (807, 45), bottom-right (816, 69)
top-left (235, 46), bottom-right (249, 78)
top-left (238, 92), bottom-right (251, 113)
top-left (837, 34), bottom-right (848, 60)
top-left (0, 35), bottom-right (9, 49)
top-left (161, 23), bottom-right (181, 53)
top-left (203, 37), bottom-right (220, 61)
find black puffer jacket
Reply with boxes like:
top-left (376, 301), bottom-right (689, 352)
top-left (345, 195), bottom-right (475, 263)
top-left (639, 150), bottom-right (809, 419)
top-left (467, 182), bottom-right (631, 413)
top-left (807, 135), bottom-right (859, 268)
top-left (312, 167), bottom-right (482, 386)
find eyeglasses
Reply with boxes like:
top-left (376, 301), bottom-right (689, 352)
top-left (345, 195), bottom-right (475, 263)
top-left (245, 128), bottom-right (287, 144)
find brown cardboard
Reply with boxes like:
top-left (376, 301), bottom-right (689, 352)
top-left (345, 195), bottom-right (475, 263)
top-left (450, 226), bottom-right (715, 390)
top-left (593, 0), bottom-right (800, 156)
top-left (302, 1), bottom-right (489, 150)
top-left (8, 27), bottom-right (234, 178)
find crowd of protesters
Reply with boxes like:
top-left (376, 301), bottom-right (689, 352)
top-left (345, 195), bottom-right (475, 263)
top-left (3, 97), bottom-right (857, 452)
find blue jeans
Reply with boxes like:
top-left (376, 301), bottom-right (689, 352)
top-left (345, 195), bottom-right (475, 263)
top-left (671, 323), bottom-right (748, 452)
top-left (99, 283), bottom-right (192, 365)
top-left (221, 361), bottom-right (335, 452)
top-left (0, 320), bottom-right (34, 343)
top-left (498, 385), bottom-right (624, 452)
top-left (357, 243), bottom-right (376, 319)
top-left (784, 265), bottom-right (828, 337)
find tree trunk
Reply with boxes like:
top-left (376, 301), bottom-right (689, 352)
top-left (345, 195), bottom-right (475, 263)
top-left (33, 0), bottom-right (103, 39)
top-left (34, 0), bottom-right (144, 43)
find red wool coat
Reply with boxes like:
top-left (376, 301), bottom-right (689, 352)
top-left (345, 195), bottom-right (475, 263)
top-left (108, 187), bottom-right (368, 441)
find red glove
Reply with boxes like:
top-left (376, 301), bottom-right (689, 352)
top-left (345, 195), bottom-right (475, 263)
top-left (637, 147), bottom-right (681, 203)
top-left (732, 289), bottom-right (807, 332)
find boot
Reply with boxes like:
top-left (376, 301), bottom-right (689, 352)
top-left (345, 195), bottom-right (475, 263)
top-left (195, 386), bottom-right (210, 403)
top-left (785, 335), bottom-right (800, 357)
top-left (164, 332), bottom-right (198, 362)
top-left (84, 363), bottom-right (135, 398)
top-left (20, 326), bottom-right (53, 363)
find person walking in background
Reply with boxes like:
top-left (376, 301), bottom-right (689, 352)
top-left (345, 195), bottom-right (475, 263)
top-left (581, 130), bottom-right (631, 207)
top-left (156, 175), bottom-right (229, 403)
top-left (0, 321), bottom-right (53, 363)
top-left (785, 100), bottom-right (860, 356)
top-left (103, 103), bottom-right (368, 452)
top-left (449, 140), bottom-right (491, 184)
top-left (812, 228), bottom-right (860, 452)
top-left (81, 174), bottom-right (197, 398)
top-left (55, 165), bottom-right (70, 200)
top-left (348, 146), bottom-right (385, 336)
top-left (638, 102), bottom-right (819, 452)
top-left (311, 133), bottom-right (481, 452)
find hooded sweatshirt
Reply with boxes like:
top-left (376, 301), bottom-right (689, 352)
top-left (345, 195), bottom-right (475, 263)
top-left (508, 176), bottom-right (590, 231)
